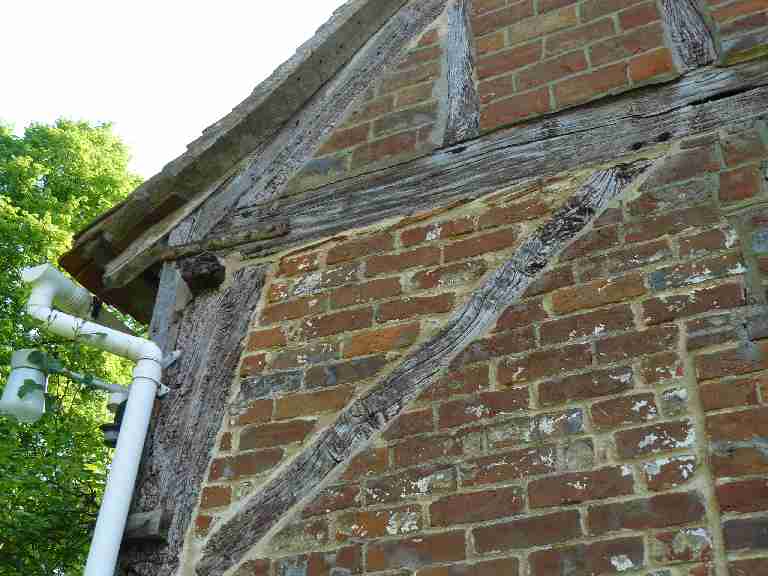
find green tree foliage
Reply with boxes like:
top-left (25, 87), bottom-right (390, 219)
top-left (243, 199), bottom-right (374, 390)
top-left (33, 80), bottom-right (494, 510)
top-left (0, 120), bottom-right (142, 574)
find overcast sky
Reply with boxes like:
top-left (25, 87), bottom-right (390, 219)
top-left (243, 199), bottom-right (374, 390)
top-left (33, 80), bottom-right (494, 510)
top-left (2, 0), bottom-right (347, 177)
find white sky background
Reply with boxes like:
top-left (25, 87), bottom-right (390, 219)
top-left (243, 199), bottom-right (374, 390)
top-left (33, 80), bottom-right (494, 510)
top-left (1, 0), bottom-right (348, 178)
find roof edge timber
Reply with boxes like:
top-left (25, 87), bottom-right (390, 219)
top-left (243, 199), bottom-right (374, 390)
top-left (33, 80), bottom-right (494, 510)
top-left (60, 0), bottom-right (408, 319)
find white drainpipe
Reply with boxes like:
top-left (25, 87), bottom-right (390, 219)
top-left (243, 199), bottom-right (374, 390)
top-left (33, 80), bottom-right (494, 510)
top-left (21, 264), bottom-right (164, 576)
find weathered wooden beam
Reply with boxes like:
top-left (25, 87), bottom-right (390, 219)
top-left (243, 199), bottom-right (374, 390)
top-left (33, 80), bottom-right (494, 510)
top-left (660, 0), bottom-right (717, 71)
top-left (210, 63), bottom-right (768, 259)
top-left (118, 265), bottom-right (267, 576)
top-left (123, 509), bottom-right (172, 544)
top-left (195, 159), bottom-right (658, 576)
top-left (443, 0), bottom-right (480, 145)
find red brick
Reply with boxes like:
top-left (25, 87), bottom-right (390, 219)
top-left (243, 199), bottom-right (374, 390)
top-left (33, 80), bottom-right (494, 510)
top-left (626, 206), bottom-right (721, 245)
top-left (722, 127), bottom-right (768, 166)
top-left (261, 296), bottom-right (326, 325)
top-left (472, 0), bottom-right (506, 16)
top-left (581, 240), bottom-right (672, 282)
top-left (292, 262), bottom-right (360, 296)
top-left (481, 87), bottom-right (551, 130)
top-left (652, 528), bottom-right (713, 564)
top-left (479, 74), bottom-right (518, 105)
top-left (330, 278), bottom-right (401, 309)
top-left (373, 103), bottom-right (438, 137)
top-left (453, 326), bottom-right (536, 367)
top-left (582, 0), bottom-right (648, 21)
top-left (367, 531), bottom-right (466, 571)
top-left (344, 95), bottom-right (395, 127)
top-left (540, 0), bottom-right (578, 12)
top-left (696, 342), bottom-right (768, 381)
top-left (477, 40), bottom-right (542, 80)
top-left (729, 558), bottom-right (768, 575)
top-left (344, 322), bottom-right (419, 358)
top-left (267, 282), bottom-right (289, 303)
top-left (271, 342), bottom-right (339, 370)
top-left (419, 28), bottom-right (440, 46)
top-left (460, 446), bottom-right (560, 487)
top-left (540, 304), bottom-right (634, 345)
top-left (517, 51), bottom-right (588, 92)
top-left (529, 467), bottom-right (634, 508)
top-left (687, 314), bottom-right (741, 351)
top-left (195, 515), bottom-right (213, 536)
top-left (380, 61), bottom-right (441, 94)
top-left (209, 449), bottom-right (284, 481)
top-left (719, 10), bottom-right (768, 36)
top-left (378, 293), bottom-right (454, 322)
top-left (592, 393), bottom-right (659, 430)
top-left (554, 62), bottom-right (629, 108)
top-left (306, 355), bottom-right (388, 388)
top-left (551, 273), bottom-right (646, 314)
top-left (641, 351), bottom-right (682, 385)
top-left (366, 246), bottom-right (440, 276)
top-left (246, 327), bottom-right (286, 350)
top-left (444, 228), bottom-right (521, 262)
top-left (648, 147), bottom-right (722, 189)
top-left (273, 546), bottom-right (361, 576)
top-left (545, 18), bottom-right (616, 56)
top-left (508, 4), bottom-right (578, 43)
top-left (629, 177), bottom-right (714, 217)
top-left (588, 492), bottom-right (705, 535)
top-left (328, 233), bottom-right (394, 265)
top-left (318, 124), bottom-right (370, 155)
top-left (619, 1), bottom-right (661, 30)
top-left (200, 485), bottom-right (231, 509)
top-left (418, 558), bottom-right (520, 576)
top-left (718, 478), bottom-right (768, 514)
top-left (396, 83), bottom-right (435, 108)
top-left (365, 464), bottom-right (456, 503)
top-left (539, 365), bottom-right (634, 406)
top-left (477, 198), bottom-right (549, 229)
top-left (301, 308), bottom-right (373, 339)
top-left (650, 253), bottom-right (745, 293)
top-left (303, 484), bottom-right (361, 518)
top-left (240, 419), bottom-right (316, 450)
top-left (725, 518), bottom-right (768, 558)
top-left (643, 283), bottom-right (745, 326)
top-left (560, 224), bottom-right (620, 260)
top-left (590, 22), bottom-right (666, 67)
top-left (700, 376), bottom-right (761, 412)
top-left (496, 297), bottom-right (548, 331)
top-left (596, 325), bottom-right (679, 364)
top-left (642, 455), bottom-right (698, 492)
top-left (476, 30), bottom-right (506, 57)
top-left (397, 45), bottom-right (442, 71)
top-left (615, 420), bottom-right (695, 459)
top-left (341, 447), bottom-right (388, 481)
top-left (438, 388), bottom-right (529, 428)
top-left (383, 409), bottom-right (434, 440)
top-left (220, 432), bottom-right (232, 451)
top-left (278, 252), bottom-right (319, 277)
top-left (427, 364), bottom-right (491, 400)
top-left (471, 0), bottom-right (535, 36)
top-left (236, 399), bottom-right (273, 426)
top-left (711, 0), bottom-right (768, 23)
top-left (430, 486), bottom-right (524, 526)
top-left (523, 265), bottom-right (575, 297)
top-left (413, 260), bottom-right (488, 290)
top-left (240, 354), bottom-right (267, 377)
top-left (393, 433), bottom-right (464, 467)
top-left (679, 228), bottom-right (737, 258)
top-left (275, 387), bottom-right (355, 420)
top-left (530, 537), bottom-right (644, 576)
top-left (707, 406), bottom-right (768, 441)
top-left (336, 505), bottom-right (423, 541)
top-left (499, 343), bottom-right (592, 385)
top-left (401, 217), bottom-right (475, 247)
top-left (474, 510), bottom-right (582, 552)
top-left (720, 165), bottom-right (763, 204)
top-left (488, 408), bottom-right (585, 449)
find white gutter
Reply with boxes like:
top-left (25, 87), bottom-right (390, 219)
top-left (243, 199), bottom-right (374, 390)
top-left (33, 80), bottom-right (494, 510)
top-left (21, 264), bottom-right (163, 576)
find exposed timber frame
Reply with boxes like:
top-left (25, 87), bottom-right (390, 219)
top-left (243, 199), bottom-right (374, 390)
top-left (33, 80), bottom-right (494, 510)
top-left (443, 0), bottom-right (480, 146)
top-left (195, 159), bottom-right (659, 576)
top-left (659, 0), bottom-right (718, 71)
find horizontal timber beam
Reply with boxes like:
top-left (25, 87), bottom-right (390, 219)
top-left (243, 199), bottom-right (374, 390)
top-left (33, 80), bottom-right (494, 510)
top-left (104, 60), bottom-right (768, 289)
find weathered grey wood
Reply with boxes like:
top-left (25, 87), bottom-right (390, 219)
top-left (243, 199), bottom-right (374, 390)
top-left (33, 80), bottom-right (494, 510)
top-left (118, 265), bottom-right (266, 576)
top-left (195, 160), bottom-right (654, 576)
top-left (209, 65), bottom-right (768, 260)
top-left (179, 254), bottom-right (226, 295)
top-left (104, 219), bottom-right (287, 289)
top-left (443, 0), bottom-right (480, 145)
top-left (124, 509), bottom-right (172, 543)
top-left (148, 263), bottom-right (181, 351)
top-left (172, 0), bottom-right (450, 250)
top-left (660, 0), bottom-right (717, 71)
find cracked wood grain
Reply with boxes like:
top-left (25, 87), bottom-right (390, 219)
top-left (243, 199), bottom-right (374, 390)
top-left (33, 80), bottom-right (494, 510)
top-left (443, 0), bottom-right (480, 145)
top-left (660, 0), bottom-right (717, 71)
top-left (195, 159), bottom-right (655, 576)
top-left (118, 265), bottom-right (266, 576)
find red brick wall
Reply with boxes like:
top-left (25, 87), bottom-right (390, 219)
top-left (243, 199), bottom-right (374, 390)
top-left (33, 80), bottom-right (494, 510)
top-left (188, 121), bottom-right (768, 574)
top-left (705, 0), bottom-right (768, 61)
